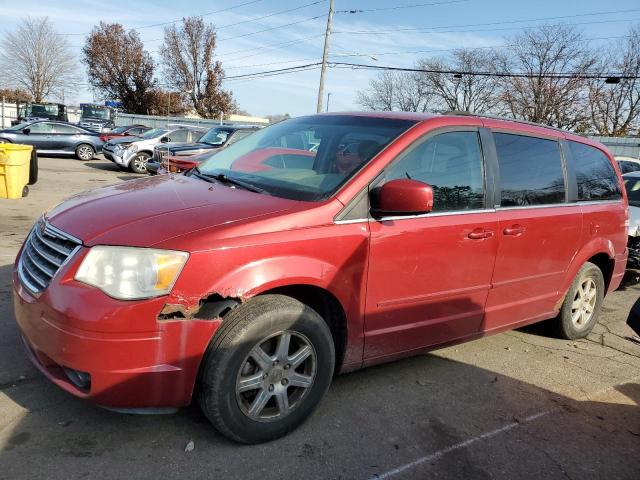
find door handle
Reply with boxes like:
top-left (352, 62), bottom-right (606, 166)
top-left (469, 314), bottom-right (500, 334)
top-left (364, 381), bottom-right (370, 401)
top-left (503, 224), bottom-right (525, 236)
top-left (468, 228), bottom-right (494, 240)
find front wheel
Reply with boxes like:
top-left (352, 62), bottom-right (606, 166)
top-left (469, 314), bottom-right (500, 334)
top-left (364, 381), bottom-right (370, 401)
top-left (75, 144), bottom-right (95, 160)
top-left (130, 152), bottom-right (150, 174)
top-left (198, 295), bottom-right (335, 444)
top-left (555, 262), bottom-right (605, 340)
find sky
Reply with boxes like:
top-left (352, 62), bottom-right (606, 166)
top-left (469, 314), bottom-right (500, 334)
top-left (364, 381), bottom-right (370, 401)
top-left (0, 0), bottom-right (639, 117)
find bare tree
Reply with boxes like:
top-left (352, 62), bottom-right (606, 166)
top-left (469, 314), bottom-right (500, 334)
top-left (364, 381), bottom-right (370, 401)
top-left (160, 17), bottom-right (235, 119)
top-left (82, 23), bottom-right (156, 114)
top-left (588, 26), bottom-right (640, 136)
top-left (494, 25), bottom-right (596, 130)
top-left (357, 70), bottom-right (433, 112)
top-left (417, 48), bottom-right (499, 113)
top-left (0, 17), bottom-right (78, 102)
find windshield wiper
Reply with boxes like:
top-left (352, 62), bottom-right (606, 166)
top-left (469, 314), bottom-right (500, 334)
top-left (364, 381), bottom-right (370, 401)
top-left (191, 168), bottom-right (270, 195)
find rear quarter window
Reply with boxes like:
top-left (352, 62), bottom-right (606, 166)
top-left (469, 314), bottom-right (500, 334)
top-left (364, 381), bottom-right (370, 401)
top-left (494, 133), bottom-right (565, 207)
top-left (567, 142), bottom-right (622, 201)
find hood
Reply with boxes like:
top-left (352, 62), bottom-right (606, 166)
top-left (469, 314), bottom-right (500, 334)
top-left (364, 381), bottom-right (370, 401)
top-left (47, 174), bottom-right (297, 246)
top-left (108, 135), bottom-right (144, 145)
top-left (171, 142), bottom-right (219, 153)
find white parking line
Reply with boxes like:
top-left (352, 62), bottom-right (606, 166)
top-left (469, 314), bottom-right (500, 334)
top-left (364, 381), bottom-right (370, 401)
top-left (371, 409), bottom-right (555, 479)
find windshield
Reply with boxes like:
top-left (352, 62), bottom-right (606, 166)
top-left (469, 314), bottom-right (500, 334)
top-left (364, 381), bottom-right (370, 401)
top-left (198, 128), bottom-right (230, 146)
top-left (197, 115), bottom-right (416, 201)
top-left (82, 106), bottom-right (110, 120)
top-left (625, 177), bottom-right (640, 207)
top-left (140, 128), bottom-right (168, 139)
top-left (27, 104), bottom-right (59, 117)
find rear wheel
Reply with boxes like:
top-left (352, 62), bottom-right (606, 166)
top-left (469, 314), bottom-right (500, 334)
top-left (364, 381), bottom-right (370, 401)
top-left (75, 144), bottom-right (95, 160)
top-left (130, 152), bottom-right (150, 174)
top-left (555, 262), bottom-right (605, 339)
top-left (198, 295), bottom-right (335, 444)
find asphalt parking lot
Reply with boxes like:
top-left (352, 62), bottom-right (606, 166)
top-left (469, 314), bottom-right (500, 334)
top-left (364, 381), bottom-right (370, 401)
top-left (1, 156), bottom-right (639, 480)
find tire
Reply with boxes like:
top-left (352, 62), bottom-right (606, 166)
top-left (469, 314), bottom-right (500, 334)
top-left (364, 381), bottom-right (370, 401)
top-left (555, 262), bottom-right (605, 340)
top-left (75, 144), bottom-right (95, 160)
top-left (28, 148), bottom-right (38, 185)
top-left (130, 152), bottom-right (151, 174)
top-left (198, 294), bottom-right (335, 444)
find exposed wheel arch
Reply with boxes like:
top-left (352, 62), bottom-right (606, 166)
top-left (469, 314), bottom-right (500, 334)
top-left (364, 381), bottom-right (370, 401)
top-left (586, 252), bottom-right (614, 293)
top-left (261, 285), bottom-right (348, 374)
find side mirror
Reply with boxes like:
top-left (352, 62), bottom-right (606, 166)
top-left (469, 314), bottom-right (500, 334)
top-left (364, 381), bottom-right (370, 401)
top-left (370, 178), bottom-right (434, 217)
top-left (22, 128), bottom-right (30, 135)
top-left (161, 136), bottom-right (170, 143)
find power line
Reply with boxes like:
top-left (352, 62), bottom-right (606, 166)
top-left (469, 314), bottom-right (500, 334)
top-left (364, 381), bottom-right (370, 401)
top-left (335, 8), bottom-right (640, 34)
top-left (327, 34), bottom-right (630, 61)
top-left (225, 62), bottom-right (323, 79)
top-left (329, 61), bottom-right (637, 80)
top-left (216, 1), bottom-right (326, 30)
top-left (336, 0), bottom-right (470, 14)
top-left (59, 0), bottom-right (269, 35)
top-left (224, 33), bottom-right (324, 60)
top-left (218, 14), bottom-right (326, 42)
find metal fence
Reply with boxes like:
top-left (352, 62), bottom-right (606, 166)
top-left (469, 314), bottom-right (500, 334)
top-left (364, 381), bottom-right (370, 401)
top-left (115, 113), bottom-right (267, 129)
top-left (589, 136), bottom-right (640, 159)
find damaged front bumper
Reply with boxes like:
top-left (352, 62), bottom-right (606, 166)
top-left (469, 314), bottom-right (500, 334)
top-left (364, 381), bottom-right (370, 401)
top-left (12, 266), bottom-right (222, 409)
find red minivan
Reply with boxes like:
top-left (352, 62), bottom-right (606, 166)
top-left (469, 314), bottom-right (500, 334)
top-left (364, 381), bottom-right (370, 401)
top-left (13, 112), bottom-right (628, 443)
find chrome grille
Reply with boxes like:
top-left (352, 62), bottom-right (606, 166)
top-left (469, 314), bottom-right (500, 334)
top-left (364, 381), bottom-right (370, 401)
top-left (154, 147), bottom-right (169, 163)
top-left (18, 220), bottom-right (82, 294)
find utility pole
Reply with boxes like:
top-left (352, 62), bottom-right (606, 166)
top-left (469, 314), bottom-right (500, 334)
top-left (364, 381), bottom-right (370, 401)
top-left (316, 0), bottom-right (334, 113)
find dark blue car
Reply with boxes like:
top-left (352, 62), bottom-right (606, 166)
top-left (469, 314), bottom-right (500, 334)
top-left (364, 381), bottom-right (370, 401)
top-left (0, 120), bottom-right (104, 160)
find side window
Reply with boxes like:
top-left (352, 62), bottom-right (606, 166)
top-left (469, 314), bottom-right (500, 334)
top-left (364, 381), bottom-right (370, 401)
top-left (385, 131), bottom-right (485, 212)
top-left (168, 129), bottom-right (189, 143)
top-left (28, 122), bottom-right (55, 134)
top-left (53, 124), bottom-right (82, 134)
top-left (226, 130), bottom-right (252, 146)
top-left (495, 133), bottom-right (565, 207)
top-left (568, 141), bottom-right (622, 201)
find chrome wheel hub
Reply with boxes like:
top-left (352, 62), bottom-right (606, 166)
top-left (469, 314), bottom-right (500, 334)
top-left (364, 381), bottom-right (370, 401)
top-left (571, 278), bottom-right (597, 328)
top-left (236, 331), bottom-right (316, 422)
top-left (78, 146), bottom-right (92, 159)
top-left (134, 156), bottom-right (148, 172)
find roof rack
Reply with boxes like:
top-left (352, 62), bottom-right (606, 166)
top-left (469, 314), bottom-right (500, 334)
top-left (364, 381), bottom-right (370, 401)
top-left (443, 110), bottom-right (568, 133)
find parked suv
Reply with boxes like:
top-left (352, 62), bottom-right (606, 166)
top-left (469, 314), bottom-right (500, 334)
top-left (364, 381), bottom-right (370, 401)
top-left (13, 113), bottom-right (628, 444)
top-left (148, 125), bottom-right (260, 175)
top-left (102, 125), bottom-right (205, 173)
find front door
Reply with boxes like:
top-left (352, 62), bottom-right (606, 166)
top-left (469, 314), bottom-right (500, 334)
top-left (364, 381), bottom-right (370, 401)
top-left (364, 129), bottom-right (499, 362)
top-left (24, 121), bottom-right (56, 150)
top-left (483, 132), bottom-right (581, 330)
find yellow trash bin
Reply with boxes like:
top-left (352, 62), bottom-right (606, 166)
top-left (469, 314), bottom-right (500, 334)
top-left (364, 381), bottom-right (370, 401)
top-left (0, 143), bottom-right (32, 199)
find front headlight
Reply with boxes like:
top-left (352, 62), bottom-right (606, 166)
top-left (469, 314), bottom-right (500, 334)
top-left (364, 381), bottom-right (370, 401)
top-left (124, 144), bottom-right (138, 152)
top-left (75, 246), bottom-right (188, 300)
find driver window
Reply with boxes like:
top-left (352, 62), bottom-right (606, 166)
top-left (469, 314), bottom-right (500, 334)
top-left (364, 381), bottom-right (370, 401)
top-left (385, 131), bottom-right (485, 212)
top-left (169, 129), bottom-right (189, 142)
top-left (28, 122), bottom-right (55, 134)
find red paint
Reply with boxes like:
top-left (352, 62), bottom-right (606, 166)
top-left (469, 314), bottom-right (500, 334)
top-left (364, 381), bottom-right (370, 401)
top-left (13, 113), bottom-right (628, 409)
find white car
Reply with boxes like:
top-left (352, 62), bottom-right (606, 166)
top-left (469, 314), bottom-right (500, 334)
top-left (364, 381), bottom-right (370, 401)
top-left (102, 126), bottom-right (205, 174)
top-left (624, 171), bottom-right (640, 269)
top-left (616, 156), bottom-right (640, 175)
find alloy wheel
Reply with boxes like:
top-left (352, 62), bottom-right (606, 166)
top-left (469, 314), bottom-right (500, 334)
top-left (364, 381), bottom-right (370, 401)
top-left (77, 145), bottom-right (93, 160)
top-left (133, 154), bottom-right (148, 172)
top-left (235, 331), bottom-right (316, 422)
top-left (571, 278), bottom-right (597, 328)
